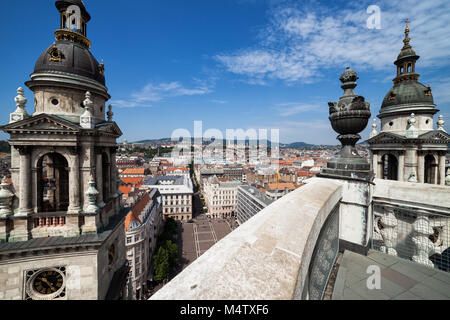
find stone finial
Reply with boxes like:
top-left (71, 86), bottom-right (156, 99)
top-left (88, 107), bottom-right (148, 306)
top-left (0, 176), bottom-right (14, 217)
top-left (406, 113), bottom-right (419, 138)
top-left (437, 115), bottom-right (446, 132)
top-left (370, 119), bottom-right (378, 138)
top-left (80, 91), bottom-right (95, 129)
top-left (408, 172), bottom-right (418, 183)
top-left (107, 105), bottom-right (114, 122)
top-left (85, 176), bottom-right (99, 214)
top-left (10, 87), bottom-right (30, 123)
top-left (83, 91), bottom-right (93, 111)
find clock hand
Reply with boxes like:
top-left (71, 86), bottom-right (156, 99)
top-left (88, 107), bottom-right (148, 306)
top-left (41, 278), bottom-right (56, 291)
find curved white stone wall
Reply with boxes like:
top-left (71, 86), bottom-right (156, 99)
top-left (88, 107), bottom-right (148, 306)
top-left (150, 178), bottom-right (343, 300)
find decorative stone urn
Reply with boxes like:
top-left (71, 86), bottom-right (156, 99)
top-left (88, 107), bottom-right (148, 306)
top-left (320, 68), bottom-right (372, 180)
top-left (0, 177), bottom-right (14, 218)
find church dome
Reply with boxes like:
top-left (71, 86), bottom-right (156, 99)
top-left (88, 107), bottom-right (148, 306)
top-left (381, 80), bottom-right (434, 109)
top-left (33, 40), bottom-right (105, 86)
top-left (380, 21), bottom-right (436, 114)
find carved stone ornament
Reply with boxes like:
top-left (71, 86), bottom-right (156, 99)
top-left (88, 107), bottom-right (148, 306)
top-left (48, 43), bottom-right (65, 62)
top-left (10, 87), bottom-right (30, 124)
top-left (0, 177), bottom-right (14, 218)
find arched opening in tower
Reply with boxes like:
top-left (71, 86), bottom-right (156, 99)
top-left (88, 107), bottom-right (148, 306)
top-left (102, 152), bottom-right (111, 202)
top-left (37, 153), bottom-right (69, 213)
top-left (424, 154), bottom-right (436, 184)
top-left (382, 154), bottom-right (398, 181)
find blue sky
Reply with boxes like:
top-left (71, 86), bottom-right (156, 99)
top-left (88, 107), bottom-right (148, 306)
top-left (0, 0), bottom-right (449, 144)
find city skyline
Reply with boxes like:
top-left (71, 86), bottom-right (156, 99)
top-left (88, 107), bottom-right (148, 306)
top-left (0, 0), bottom-right (449, 145)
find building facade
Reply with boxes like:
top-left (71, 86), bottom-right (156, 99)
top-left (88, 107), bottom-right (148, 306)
top-left (204, 176), bottom-right (241, 219)
top-left (0, 0), bottom-right (129, 300)
top-left (368, 23), bottom-right (450, 183)
top-left (237, 185), bottom-right (274, 225)
top-left (142, 176), bottom-right (193, 221)
top-left (125, 189), bottom-right (162, 300)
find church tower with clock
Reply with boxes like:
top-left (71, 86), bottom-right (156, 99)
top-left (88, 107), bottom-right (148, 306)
top-left (0, 0), bottom-right (129, 300)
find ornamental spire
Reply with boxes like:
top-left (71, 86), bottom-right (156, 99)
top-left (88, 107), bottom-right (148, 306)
top-left (404, 19), bottom-right (410, 46)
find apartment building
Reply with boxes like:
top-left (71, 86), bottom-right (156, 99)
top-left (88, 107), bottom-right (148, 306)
top-left (142, 176), bottom-right (193, 221)
top-left (125, 189), bottom-right (163, 300)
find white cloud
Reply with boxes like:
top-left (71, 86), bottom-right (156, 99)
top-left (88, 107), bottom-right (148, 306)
top-left (275, 102), bottom-right (323, 116)
top-left (112, 81), bottom-right (212, 108)
top-left (211, 99), bottom-right (229, 104)
top-left (216, 0), bottom-right (450, 84)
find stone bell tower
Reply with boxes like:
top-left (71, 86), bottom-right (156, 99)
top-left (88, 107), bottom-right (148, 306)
top-left (367, 21), bottom-right (450, 184)
top-left (0, 0), bottom-right (129, 300)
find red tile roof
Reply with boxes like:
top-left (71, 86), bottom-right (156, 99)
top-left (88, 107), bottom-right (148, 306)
top-left (121, 168), bottom-right (146, 175)
top-left (125, 193), bottom-right (150, 231)
top-left (121, 177), bottom-right (145, 185)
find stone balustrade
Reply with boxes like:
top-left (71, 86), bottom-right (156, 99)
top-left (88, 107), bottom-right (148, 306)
top-left (372, 178), bottom-right (450, 271)
top-left (150, 178), bottom-right (343, 300)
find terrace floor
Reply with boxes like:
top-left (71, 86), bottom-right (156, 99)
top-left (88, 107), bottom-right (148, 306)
top-left (332, 250), bottom-right (450, 300)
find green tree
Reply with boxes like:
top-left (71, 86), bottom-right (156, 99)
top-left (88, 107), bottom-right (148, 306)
top-left (164, 240), bottom-right (179, 270)
top-left (153, 246), bottom-right (170, 283)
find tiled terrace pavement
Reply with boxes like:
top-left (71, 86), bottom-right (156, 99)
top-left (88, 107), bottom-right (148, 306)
top-left (179, 217), bottom-right (232, 271)
top-left (332, 250), bottom-right (450, 300)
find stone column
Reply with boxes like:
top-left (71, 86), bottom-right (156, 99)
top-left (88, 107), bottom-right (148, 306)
top-left (377, 155), bottom-right (384, 179)
top-left (31, 168), bottom-right (38, 213)
top-left (417, 152), bottom-right (425, 183)
top-left (438, 152), bottom-right (446, 185)
top-left (433, 160), bottom-right (439, 185)
top-left (397, 152), bottom-right (405, 182)
top-left (405, 147), bottom-right (418, 182)
top-left (17, 146), bottom-right (33, 216)
top-left (372, 152), bottom-right (378, 178)
top-left (68, 148), bottom-right (82, 214)
top-left (96, 149), bottom-right (105, 208)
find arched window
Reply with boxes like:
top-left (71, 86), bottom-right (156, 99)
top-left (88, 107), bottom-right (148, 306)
top-left (424, 155), bottom-right (436, 184)
top-left (37, 153), bottom-right (69, 213)
top-left (407, 64), bottom-right (412, 73)
top-left (382, 154), bottom-right (398, 181)
top-left (102, 152), bottom-right (111, 202)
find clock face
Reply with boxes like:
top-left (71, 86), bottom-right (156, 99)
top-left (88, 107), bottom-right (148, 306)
top-left (32, 270), bottom-right (64, 295)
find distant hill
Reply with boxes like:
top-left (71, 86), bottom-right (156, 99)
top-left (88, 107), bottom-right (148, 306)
top-left (283, 142), bottom-right (314, 148)
top-left (132, 138), bottom-right (317, 148)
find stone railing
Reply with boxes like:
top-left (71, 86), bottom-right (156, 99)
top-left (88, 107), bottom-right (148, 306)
top-left (372, 178), bottom-right (450, 272)
top-left (150, 178), bottom-right (343, 300)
